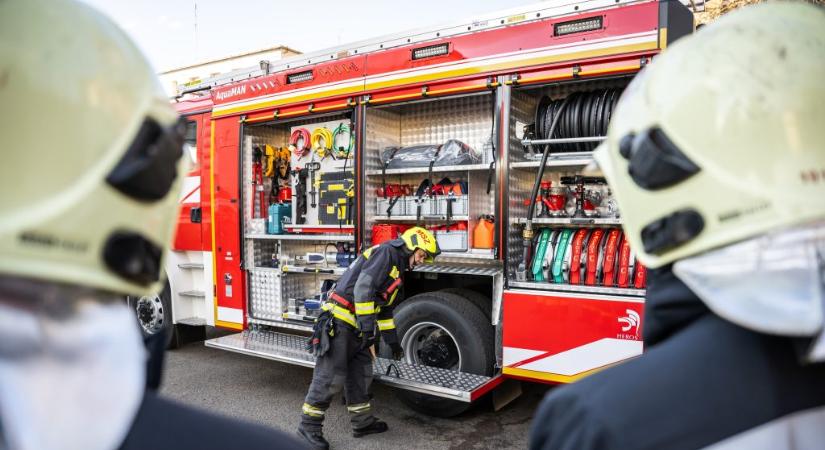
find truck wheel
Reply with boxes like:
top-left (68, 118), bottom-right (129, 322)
top-left (392, 291), bottom-right (495, 417)
top-left (440, 288), bottom-right (492, 320)
top-left (126, 280), bottom-right (177, 349)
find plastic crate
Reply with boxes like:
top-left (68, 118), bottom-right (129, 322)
top-left (435, 230), bottom-right (469, 252)
top-left (249, 218), bottom-right (266, 235)
top-left (436, 195), bottom-right (468, 217)
top-left (405, 196), bottom-right (439, 217)
top-left (376, 197), bottom-right (406, 217)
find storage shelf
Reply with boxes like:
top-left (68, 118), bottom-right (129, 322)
top-left (280, 265), bottom-right (347, 276)
top-left (440, 249), bottom-right (496, 260)
top-left (247, 317), bottom-right (313, 333)
top-left (511, 152), bottom-right (594, 169)
top-left (246, 233), bottom-right (354, 242)
top-left (282, 312), bottom-right (319, 323)
top-left (374, 215), bottom-right (469, 222)
top-left (366, 163), bottom-right (490, 176)
top-left (508, 280), bottom-right (646, 297)
top-left (514, 217), bottom-right (622, 226)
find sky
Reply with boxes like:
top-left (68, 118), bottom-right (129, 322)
top-left (79, 0), bottom-right (544, 72)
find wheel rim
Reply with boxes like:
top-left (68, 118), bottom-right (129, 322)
top-left (135, 295), bottom-right (164, 335)
top-left (401, 321), bottom-right (462, 371)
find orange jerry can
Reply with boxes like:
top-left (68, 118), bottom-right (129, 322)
top-left (473, 216), bottom-right (494, 249)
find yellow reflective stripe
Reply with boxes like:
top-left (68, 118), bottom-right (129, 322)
top-left (362, 245), bottom-right (378, 259)
top-left (331, 305), bottom-right (357, 327)
top-left (346, 402), bottom-right (371, 413)
top-left (302, 403), bottom-right (325, 417)
top-left (354, 302), bottom-right (375, 315)
top-left (389, 266), bottom-right (400, 279)
top-left (388, 290), bottom-right (398, 305)
top-left (377, 318), bottom-right (395, 331)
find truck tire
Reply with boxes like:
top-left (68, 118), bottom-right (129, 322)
top-left (391, 291), bottom-right (495, 417)
top-left (439, 288), bottom-right (492, 321)
top-left (126, 280), bottom-right (177, 349)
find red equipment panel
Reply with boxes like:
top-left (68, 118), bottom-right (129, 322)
top-left (173, 112), bottom-right (212, 251)
top-left (502, 289), bottom-right (644, 384)
top-left (211, 117), bottom-right (245, 330)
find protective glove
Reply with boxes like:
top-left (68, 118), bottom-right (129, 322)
top-left (390, 342), bottom-right (404, 360)
top-left (359, 330), bottom-right (376, 351)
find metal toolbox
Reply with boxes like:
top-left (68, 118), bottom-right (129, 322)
top-left (435, 230), bottom-right (469, 252)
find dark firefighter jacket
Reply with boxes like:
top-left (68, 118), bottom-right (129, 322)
top-left (529, 266), bottom-right (825, 450)
top-left (327, 238), bottom-right (409, 346)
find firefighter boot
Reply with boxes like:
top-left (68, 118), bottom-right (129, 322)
top-left (352, 420), bottom-right (389, 438)
top-left (297, 426), bottom-right (330, 450)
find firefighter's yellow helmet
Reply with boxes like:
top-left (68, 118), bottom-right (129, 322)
top-left (400, 227), bottom-right (441, 263)
top-left (0, 0), bottom-right (186, 295)
top-left (593, 1), bottom-right (825, 269)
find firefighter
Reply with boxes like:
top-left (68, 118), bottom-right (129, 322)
top-left (0, 1), bottom-right (306, 449)
top-left (530, 3), bottom-right (825, 449)
top-left (298, 227), bottom-right (441, 449)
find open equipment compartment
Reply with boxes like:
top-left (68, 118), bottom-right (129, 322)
top-left (363, 92), bottom-right (497, 260)
top-left (242, 112), bottom-right (357, 329)
top-left (506, 76), bottom-right (648, 296)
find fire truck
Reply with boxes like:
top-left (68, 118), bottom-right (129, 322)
top-left (134, 0), bottom-right (696, 416)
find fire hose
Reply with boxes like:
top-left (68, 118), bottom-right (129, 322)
top-left (517, 96), bottom-right (570, 281)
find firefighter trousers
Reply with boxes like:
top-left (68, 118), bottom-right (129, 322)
top-left (300, 320), bottom-right (376, 432)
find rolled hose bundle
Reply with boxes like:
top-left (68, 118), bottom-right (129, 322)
top-left (533, 88), bottom-right (622, 153)
top-left (332, 123), bottom-right (354, 158)
top-left (311, 127), bottom-right (333, 159)
top-left (290, 128), bottom-right (311, 158)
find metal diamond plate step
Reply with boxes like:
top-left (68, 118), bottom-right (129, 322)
top-left (205, 330), bottom-right (500, 402)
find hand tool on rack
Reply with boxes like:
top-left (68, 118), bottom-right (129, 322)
top-left (252, 146), bottom-right (266, 218)
top-left (307, 161), bottom-right (321, 209)
top-left (291, 166), bottom-right (308, 224)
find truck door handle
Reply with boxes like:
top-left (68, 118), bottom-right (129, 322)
top-left (190, 207), bottom-right (202, 223)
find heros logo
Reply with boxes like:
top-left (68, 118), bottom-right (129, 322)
top-left (617, 309), bottom-right (641, 340)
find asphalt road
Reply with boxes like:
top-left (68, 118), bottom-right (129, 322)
top-left (160, 335), bottom-right (553, 450)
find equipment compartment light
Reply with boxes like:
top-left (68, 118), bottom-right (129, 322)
top-left (287, 70), bottom-right (314, 84)
top-left (411, 43), bottom-right (450, 60)
top-left (554, 16), bottom-right (604, 36)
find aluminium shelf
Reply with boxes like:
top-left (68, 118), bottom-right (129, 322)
top-left (374, 215), bottom-right (469, 222)
top-left (246, 233), bottom-right (354, 242)
top-left (514, 217), bottom-right (622, 226)
top-left (280, 265), bottom-right (347, 276)
top-left (365, 163), bottom-right (490, 176)
top-left (440, 249), bottom-right (496, 260)
top-left (508, 280), bottom-right (646, 297)
top-left (511, 151), bottom-right (595, 169)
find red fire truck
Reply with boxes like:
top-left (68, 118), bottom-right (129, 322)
top-left (136, 0), bottom-right (696, 416)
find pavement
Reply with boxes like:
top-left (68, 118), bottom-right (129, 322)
top-left (160, 334), bottom-right (553, 450)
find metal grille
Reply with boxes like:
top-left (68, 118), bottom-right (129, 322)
top-left (248, 269), bottom-right (283, 320)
